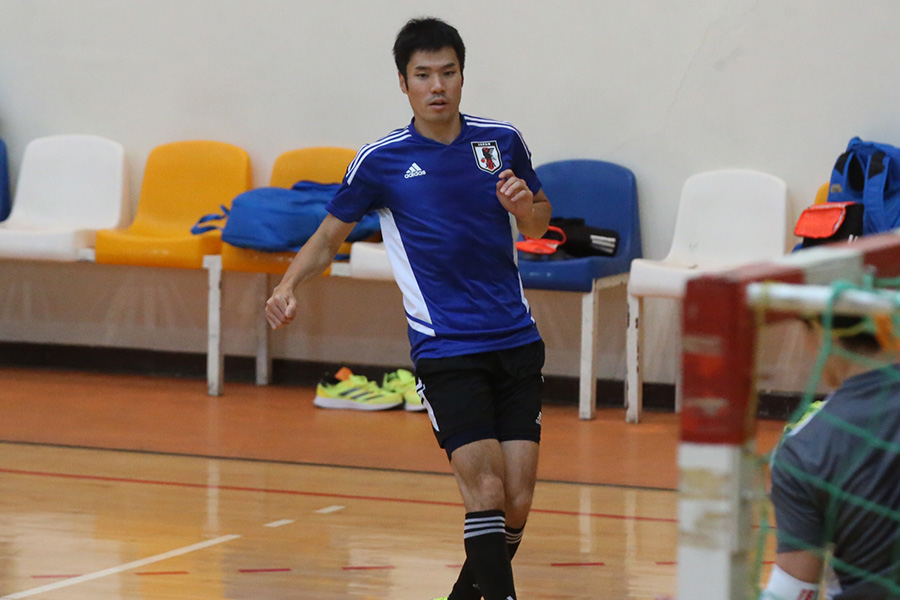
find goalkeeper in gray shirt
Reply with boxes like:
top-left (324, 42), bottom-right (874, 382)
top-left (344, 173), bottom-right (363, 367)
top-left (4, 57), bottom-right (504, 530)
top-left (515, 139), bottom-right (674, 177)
top-left (763, 315), bottom-right (900, 600)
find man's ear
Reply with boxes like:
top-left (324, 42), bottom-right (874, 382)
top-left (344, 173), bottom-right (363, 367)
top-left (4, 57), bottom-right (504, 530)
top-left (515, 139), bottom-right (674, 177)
top-left (398, 71), bottom-right (408, 94)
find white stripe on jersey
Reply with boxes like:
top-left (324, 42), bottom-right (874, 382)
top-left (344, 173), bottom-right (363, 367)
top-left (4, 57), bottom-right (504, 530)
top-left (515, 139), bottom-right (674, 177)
top-left (408, 318), bottom-right (436, 337)
top-left (377, 208), bottom-right (436, 336)
top-left (347, 126), bottom-right (407, 174)
top-left (346, 129), bottom-right (411, 184)
top-left (507, 212), bottom-right (532, 316)
top-left (463, 115), bottom-right (533, 158)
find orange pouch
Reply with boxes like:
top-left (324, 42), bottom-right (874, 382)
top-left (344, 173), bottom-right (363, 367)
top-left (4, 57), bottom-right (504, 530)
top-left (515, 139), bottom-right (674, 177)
top-left (794, 202), bottom-right (854, 239)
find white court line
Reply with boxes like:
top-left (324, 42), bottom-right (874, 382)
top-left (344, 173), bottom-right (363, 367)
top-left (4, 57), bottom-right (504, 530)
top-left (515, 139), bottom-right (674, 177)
top-left (0, 534), bottom-right (241, 599)
top-left (315, 505), bottom-right (345, 514)
top-left (263, 519), bottom-right (295, 528)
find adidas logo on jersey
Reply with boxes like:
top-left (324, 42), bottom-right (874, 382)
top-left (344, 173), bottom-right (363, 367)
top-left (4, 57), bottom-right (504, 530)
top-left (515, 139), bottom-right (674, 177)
top-left (404, 162), bottom-right (426, 179)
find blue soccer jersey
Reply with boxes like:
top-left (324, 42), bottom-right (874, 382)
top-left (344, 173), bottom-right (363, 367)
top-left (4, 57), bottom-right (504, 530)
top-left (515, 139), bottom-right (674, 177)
top-left (326, 114), bottom-right (544, 362)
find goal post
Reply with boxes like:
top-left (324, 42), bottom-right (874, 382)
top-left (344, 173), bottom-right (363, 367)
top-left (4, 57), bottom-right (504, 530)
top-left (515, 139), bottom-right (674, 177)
top-left (676, 231), bottom-right (900, 600)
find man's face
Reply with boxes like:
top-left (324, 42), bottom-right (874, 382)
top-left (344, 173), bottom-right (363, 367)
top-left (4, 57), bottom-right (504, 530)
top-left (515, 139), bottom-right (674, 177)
top-left (399, 46), bottom-right (463, 128)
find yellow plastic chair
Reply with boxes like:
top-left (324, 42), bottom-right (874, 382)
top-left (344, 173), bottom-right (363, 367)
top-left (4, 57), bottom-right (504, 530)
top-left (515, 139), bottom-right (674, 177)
top-left (814, 181), bottom-right (829, 204)
top-left (95, 140), bottom-right (251, 269)
top-left (206, 147), bottom-right (357, 396)
top-left (220, 146), bottom-right (356, 274)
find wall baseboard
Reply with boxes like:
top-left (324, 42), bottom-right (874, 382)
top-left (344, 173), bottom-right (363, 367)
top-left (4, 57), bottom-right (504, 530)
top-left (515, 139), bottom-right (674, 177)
top-left (0, 342), bottom-right (799, 420)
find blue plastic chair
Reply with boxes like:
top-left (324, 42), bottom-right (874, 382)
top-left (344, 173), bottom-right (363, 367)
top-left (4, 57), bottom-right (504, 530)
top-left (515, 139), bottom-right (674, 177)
top-left (0, 137), bottom-right (10, 222)
top-left (519, 159), bottom-right (642, 419)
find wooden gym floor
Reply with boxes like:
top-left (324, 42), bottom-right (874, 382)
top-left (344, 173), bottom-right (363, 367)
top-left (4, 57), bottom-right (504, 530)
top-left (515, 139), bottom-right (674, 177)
top-left (0, 366), bottom-right (784, 599)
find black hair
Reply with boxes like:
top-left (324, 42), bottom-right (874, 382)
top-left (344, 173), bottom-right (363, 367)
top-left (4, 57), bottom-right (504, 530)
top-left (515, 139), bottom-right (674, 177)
top-left (393, 17), bottom-right (466, 79)
top-left (807, 314), bottom-right (882, 354)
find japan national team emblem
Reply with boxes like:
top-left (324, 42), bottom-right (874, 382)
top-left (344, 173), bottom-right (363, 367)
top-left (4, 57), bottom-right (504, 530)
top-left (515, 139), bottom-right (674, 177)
top-left (472, 141), bottom-right (502, 174)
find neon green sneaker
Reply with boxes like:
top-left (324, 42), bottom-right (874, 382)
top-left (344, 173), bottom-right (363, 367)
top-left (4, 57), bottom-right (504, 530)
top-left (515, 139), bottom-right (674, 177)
top-left (314, 367), bottom-right (403, 411)
top-left (382, 368), bottom-right (425, 412)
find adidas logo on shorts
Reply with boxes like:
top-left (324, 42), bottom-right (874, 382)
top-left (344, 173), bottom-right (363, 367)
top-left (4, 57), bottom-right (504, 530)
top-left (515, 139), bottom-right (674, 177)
top-left (535, 411), bottom-right (542, 426)
top-left (404, 162), bottom-right (426, 179)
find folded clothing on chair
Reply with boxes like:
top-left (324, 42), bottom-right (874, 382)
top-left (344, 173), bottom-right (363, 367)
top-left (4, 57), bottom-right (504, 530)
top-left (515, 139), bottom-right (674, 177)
top-left (517, 217), bottom-right (619, 261)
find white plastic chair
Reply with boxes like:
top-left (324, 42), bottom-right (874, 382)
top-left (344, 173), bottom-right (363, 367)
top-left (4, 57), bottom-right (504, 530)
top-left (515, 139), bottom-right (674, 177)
top-left (625, 169), bottom-right (787, 422)
top-left (349, 241), bottom-right (393, 279)
top-left (0, 134), bottom-right (127, 261)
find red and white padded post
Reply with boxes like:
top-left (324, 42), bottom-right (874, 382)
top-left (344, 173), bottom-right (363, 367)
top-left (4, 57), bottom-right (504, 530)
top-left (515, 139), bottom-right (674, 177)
top-left (678, 263), bottom-right (801, 600)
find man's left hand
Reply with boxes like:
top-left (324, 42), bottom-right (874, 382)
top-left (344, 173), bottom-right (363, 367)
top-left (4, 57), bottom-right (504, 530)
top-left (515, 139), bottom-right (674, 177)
top-left (496, 169), bottom-right (534, 220)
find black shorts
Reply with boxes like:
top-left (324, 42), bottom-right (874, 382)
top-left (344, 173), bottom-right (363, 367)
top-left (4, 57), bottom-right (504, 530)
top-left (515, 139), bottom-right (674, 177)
top-left (415, 339), bottom-right (545, 458)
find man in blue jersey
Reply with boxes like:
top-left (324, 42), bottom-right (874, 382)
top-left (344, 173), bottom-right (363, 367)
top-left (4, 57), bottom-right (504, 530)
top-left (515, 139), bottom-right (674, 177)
top-left (266, 17), bottom-right (551, 600)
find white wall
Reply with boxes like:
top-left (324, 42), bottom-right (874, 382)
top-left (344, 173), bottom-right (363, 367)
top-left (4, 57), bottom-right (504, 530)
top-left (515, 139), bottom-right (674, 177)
top-left (2, 0), bottom-right (900, 391)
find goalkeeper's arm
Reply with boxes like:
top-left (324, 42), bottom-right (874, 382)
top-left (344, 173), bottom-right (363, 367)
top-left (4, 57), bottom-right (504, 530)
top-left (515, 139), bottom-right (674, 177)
top-left (760, 552), bottom-right (823, 600)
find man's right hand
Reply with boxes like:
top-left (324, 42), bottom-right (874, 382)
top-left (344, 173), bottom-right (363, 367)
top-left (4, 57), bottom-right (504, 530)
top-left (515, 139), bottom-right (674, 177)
top-left (265, 287), bottom-right (298, 330)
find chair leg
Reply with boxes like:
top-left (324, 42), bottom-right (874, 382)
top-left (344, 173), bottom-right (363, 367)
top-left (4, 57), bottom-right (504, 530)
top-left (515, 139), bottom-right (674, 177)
top-left (204, 255), bottom-right (224, 397)
top-left (255, 273), bottom-right (272, 385)
top-left (625, 293), bottom-right (643, 423)
top-left (578, 282), bottom-right (600, 420)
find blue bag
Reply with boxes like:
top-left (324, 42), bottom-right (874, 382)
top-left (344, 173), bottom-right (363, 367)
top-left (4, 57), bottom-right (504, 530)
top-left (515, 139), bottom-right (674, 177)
top-left (828, 137), bottom-right (900, 235)
top-left (192, 181), bottom-right (380, 252)
top-left (0, 137), bottom-right (10, 222)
